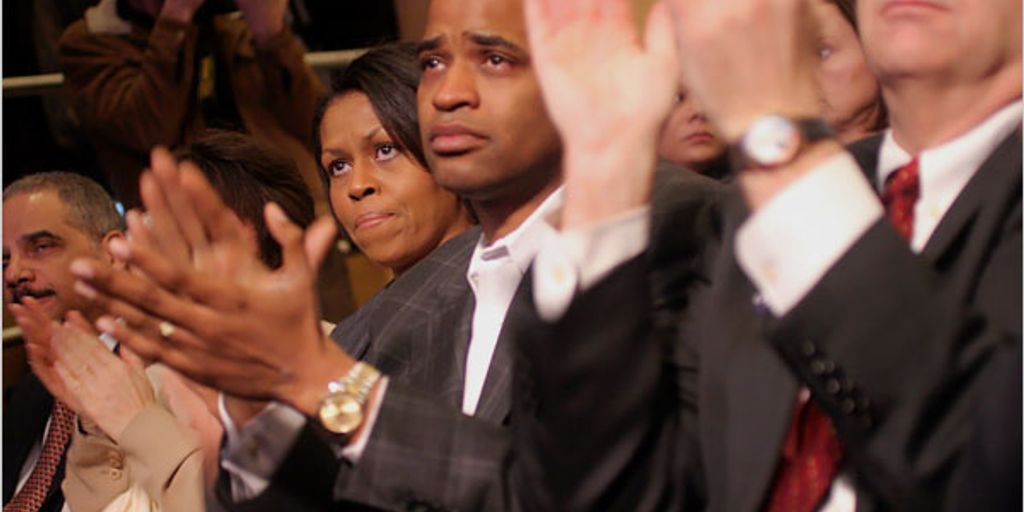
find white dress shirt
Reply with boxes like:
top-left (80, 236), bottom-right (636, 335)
top-left (463, 187), bottom-right (564, 414)
top-left (533, 100), bottom-right (1022, 511)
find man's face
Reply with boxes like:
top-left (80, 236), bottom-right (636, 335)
top-left (3, 190), bottom-right (110, 322)
top-left (416, 0), bottom-right (562, 203)
top-left (858, 0), bottom-right (1022, 84)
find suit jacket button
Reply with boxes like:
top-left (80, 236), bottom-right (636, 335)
top-left (825, 378), bottom-right (841, 394)
top-left (811, 360), bottom-right (827, 375)
top-left (801, 341), bottom-right (816, 357)
top-left (841, 398), bottom-right (857, 414)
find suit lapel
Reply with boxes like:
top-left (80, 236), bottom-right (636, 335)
top-left (707, 200), bottom-right (801, 512)
top-left (720, 270), bottom-right (799, 512)
top-left (921, 128), bottom-right (1022, 262)
top-left (472, 278), bottom-right (531, 424)
top-left (3, 374), bottom-right (54, 501)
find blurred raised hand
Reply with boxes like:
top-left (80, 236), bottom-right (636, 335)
top-left (234, 0), bottom-right (288, 46)
top-left (524, 0), bottom-right (679, 229)
top-left (664, 0), bottom-right (822, 141)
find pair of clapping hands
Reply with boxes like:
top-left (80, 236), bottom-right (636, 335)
top-left (60, 149), bottom-right (351, 420)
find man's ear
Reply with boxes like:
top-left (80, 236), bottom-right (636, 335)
top-left (100, 230), bottom-right (128, 269)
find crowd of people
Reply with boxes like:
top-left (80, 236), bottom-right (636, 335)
top-left (3, 0), bottom-right (1020, 511)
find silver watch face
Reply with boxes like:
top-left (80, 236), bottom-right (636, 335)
top-left (741, 115), bottom-right (801, 166)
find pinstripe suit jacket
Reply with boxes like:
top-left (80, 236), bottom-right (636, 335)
top-left (219, 167), bottom-right (724, 512)
top-left (218, 225), bottom-right (521, 511)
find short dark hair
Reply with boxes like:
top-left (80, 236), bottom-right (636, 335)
top-left (175, 130), bottom-right (315, 269)
top-left (312, 42), bottom-right (426, 184)
top-left (3, 171), bottom-right (125, 241)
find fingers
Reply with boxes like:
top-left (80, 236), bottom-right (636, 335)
top-left (304, 215), bottom-right (338, 274)
top-left (265, 202), bottom-right (308, 275)
top-left (150, 148), bottom-right (210, 254)
top-left (66, 310), bottom-right (99, 337)
top-left (179, 163), bottom-right (249, 247)
top-left (119, 345), bottom-right (147, 373)
top-left (140, 171), bottom-right (191, 264)
top-left (106, 316), bottom-right (284, 399)
top-left (9, 300), bottom-right (55, 357)
top-left (646, 1), bottom-right (680, 73)
top-left (70, 257), bottom-right (221, 340)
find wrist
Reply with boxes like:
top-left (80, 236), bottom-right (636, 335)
top-left (738, 139), bottom-right (845, 211)
top-left (279, 341), bottom-right (355, 417)
top-left (716, 98), bottom-right (822, 144)
top-left (561, 134), bottom-right (658, 231)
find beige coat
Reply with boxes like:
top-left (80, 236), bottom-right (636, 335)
top-left (61, 366), bottom-right (222, 512)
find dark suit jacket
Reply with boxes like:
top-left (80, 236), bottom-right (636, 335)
top-left (3, 373), bottom-right (68, 512)
top-left (511, 130), bottom-right (1022, 511)
top-left (219, 168), bottom-right (725, 511)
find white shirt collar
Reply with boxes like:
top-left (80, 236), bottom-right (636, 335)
top-left (877, 100), bottom-right (1023, 190)
top-left (876, 99), bottom-right (1021, 251)
top-left (469, 187), bottom-right (565, 277)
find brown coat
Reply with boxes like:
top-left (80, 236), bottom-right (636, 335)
top-left (58, 13), bottom-right (326, 210)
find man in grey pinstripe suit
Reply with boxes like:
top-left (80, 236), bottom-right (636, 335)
top-left (210, 0), bottom-right (567, 509)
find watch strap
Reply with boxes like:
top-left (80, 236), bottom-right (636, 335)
top-left (730, 116), bottom-right (834, 170)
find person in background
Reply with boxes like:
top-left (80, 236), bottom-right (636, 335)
top-left (3, 172), bottom-right (127, 512)
top-left (813, 0), bottom-right (887, 144)
top-left (10, 131), bottom-right (319, 512)
top-left (314, 43), bottom-right (474, 277)
top-left (657, 86), bottom-right (731, 179)
top-left (657, 0), bottom-right (885, 179)
top-left (58, 0), bottom-right (358, 322)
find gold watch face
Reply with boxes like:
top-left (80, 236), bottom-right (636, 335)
top-left (318, 392), bottom-right (364, 435)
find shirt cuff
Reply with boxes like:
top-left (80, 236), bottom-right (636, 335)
top-left (735, 151), bottom-right (883, 315)
top-left (533, 206), bottom-right (651, 321)
top-left (218, 395), bottom-right (305, 501)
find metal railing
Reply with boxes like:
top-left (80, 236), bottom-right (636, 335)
top-left (2, 48), bottom-right (367, 98)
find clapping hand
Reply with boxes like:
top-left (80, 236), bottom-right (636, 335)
top-left (69, 147), bottom-right (354, 416)
top-left (10, 298), bottom-right (156, 440)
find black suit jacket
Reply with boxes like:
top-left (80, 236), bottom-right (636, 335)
top-left (512, 130), bottom-right (1022, 511)
top-left (3, 373), bottom-right (68, 512)
top-left (219, 168), bottom-right (725, 512)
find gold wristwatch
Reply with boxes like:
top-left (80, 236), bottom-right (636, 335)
top-left (317, 362), bottom-right (382, 435)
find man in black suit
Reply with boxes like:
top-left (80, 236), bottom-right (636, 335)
top-left (3, 172), bottom-right (126, 512)
top-left (510, 0), bottom-right (1021, 510)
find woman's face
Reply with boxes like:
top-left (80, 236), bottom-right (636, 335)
top-left (320, 92), bottom-right (471, 275)
top-left (657, 89), bottom-right (728, 173)
top-left (813, 1), bottom-right (883, 142)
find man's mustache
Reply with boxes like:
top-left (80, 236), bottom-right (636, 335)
top-left (9, 287), bottom-right (56, 305)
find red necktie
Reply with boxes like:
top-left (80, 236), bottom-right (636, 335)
top-left (881, 158), bottom-right (920, 242)
top-left (765, 159), bottom-right (921, 511)
top-left (765, 395), bottom-right (843, 512)
top-left (4, 401), bottom-right (76, 512)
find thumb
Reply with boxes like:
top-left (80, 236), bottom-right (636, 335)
top-left (304, 216), bottom-right (338, 274)
top-left (264, 202), bottom-right (306, 273)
